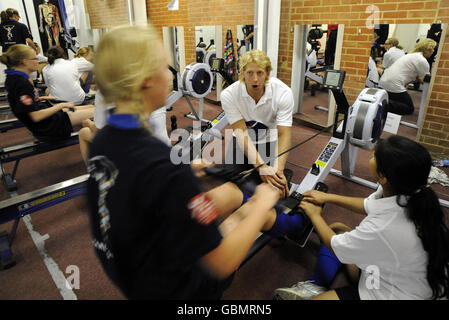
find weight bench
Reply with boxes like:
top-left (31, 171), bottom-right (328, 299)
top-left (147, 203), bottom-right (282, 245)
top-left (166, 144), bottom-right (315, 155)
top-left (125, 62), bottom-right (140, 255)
top-left (0, 132), bottom-right (79, 191)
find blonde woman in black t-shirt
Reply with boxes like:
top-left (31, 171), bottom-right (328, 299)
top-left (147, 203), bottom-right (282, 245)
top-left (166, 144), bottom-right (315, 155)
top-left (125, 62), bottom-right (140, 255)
top-left (0, 44), bottom-right (94, 161)
top-left (88, 24), bottom-right (307, 299)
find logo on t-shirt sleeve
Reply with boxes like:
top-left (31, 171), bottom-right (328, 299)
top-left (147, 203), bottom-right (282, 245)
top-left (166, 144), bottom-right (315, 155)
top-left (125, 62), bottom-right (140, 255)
top-left (20, 95), bottom-right (33, 106)
top-left (188, 193), bottom-right (219, 225)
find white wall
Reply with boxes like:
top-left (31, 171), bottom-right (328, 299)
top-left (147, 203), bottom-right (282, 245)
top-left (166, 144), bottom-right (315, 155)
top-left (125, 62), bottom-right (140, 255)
top-left (392, 24), bottom-right (431, 53)
top-left (195, 26), bottom-right (216, 47)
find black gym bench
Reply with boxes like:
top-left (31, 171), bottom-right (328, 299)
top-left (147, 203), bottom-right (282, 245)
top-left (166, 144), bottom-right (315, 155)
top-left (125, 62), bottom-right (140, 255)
top-left (0, 132), bottom-right (80, 191)
top-left (0, 118), bottom-right (24, 133)
top-left (0, 104), bottom-right (11, 116)
top-left (0, 174), bottom-right (88, 269)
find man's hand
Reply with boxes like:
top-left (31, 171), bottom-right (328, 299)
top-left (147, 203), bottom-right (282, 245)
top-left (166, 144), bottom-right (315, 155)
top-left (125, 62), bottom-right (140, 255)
top-left (275, 170), bottom-right (289, 199)
top-left (257, 165), bottom-right (289, 199)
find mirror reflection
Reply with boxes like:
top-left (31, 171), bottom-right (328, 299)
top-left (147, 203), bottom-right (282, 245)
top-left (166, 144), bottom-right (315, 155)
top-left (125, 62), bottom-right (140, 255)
top-left (236, 24), bottom-right (254, 59)
top-left (301, 24), bottom-right (341, 127)
top-left (195, 25), bottom-right (218, 102)
top-left (367, 23), bottom-right (442, 133)
top-left (162, 26), bottom-right (184, 72)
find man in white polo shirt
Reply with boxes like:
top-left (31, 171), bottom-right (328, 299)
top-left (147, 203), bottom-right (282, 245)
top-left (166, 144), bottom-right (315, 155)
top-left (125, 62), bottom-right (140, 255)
top-left (220, 50), bottom-right (293, 198)
top-left (378, 38), bottom-right (436, 115)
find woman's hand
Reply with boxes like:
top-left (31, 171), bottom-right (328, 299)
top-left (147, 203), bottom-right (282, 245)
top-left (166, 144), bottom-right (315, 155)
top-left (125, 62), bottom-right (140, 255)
top-left (299, 200), bottom-right (323, 219)
top-left (301, 190), bottom-right (330, 206)
top-left (58, 102), bottom-right (75, 112)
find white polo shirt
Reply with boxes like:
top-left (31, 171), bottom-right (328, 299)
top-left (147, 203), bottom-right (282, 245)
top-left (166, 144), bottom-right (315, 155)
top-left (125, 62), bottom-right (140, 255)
top-left (220, 77), bottom-right (294, 144)
top-left (379, 53), bottom-right (429, 93)
top-left (331, 185), bottom-right (432, 300)
top-left (42, 58), bottom-right (86, 105)
top-left (94, 91), bottom-right (170, 146)
top-left (366, 56), bottom-right (379, 87)
top-left (382, 47), bottom-right (405, 69)
top-left (72, 57), bottom-right (94, 74)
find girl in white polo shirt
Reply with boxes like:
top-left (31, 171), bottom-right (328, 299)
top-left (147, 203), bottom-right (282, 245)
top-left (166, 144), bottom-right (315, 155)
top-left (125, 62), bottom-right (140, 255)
top-left (379, 38), bottom-right (436, 115)
top-left (382, 38), bottom-right (405, 70)
top-left (72, 47), bottom-right (94, 93)
top-left (274, 135), bottom-right (449, 300)
top-left (42, 46), bottom-right (87, 105)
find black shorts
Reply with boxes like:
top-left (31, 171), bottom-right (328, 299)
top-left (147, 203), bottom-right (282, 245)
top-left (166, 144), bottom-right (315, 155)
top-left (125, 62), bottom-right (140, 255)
top-left (335, 285), bottom-right (360, 300)
top-left (33, 110), bottom-right (73, 142)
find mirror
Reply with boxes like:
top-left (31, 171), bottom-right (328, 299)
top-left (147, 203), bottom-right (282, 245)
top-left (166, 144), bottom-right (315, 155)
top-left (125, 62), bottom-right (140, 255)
top-left (367, 23), bottom-right (443, 139)
top-left (236, 24), bottom-right (254, 60)
top-left (162, 26), bottom-right (186, 75)
top-left (291, 24), bottom-right (344, 128)
top-left (194, 25), bottom-right (223, 104)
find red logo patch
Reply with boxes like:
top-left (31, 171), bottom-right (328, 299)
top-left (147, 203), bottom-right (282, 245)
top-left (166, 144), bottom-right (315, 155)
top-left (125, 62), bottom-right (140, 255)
top-left (188, 193), bottom-right (219, 225)
top-left (20, 95), bottom-right (33, 106)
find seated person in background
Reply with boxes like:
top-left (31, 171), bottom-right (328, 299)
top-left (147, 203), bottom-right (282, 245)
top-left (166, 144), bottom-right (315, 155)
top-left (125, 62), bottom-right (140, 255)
top-left (382, 38), bottom-right (405, 71)
top-left (378, 38), bottom-right (436, 115)
top-left (220, 49), bottom-right (294, 199)
top-left (42, 46), bottom-right (88, 105)
top-left (72, 46), bottom-right (94, 93)
top-left (366, 48), bottom-right (380, 88)
top-left (0, 44), bottom-right (94, 161)
top-left (31, 42), bottom-right (48, 83)
top-left (79, 90), bottom-right (170, 165)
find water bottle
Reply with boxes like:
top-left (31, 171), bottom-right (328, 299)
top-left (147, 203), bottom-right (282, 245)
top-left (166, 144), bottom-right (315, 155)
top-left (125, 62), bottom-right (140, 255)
top-left (432, 159), bottom-right (449, 167)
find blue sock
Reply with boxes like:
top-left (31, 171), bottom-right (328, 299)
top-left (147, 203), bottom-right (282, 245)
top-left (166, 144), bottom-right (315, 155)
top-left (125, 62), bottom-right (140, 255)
top-left (264, 210), bottom-right (304, 238)
top-left (241, 192), bottom-right (251, 206)
top-left (309, 243), bottom-right (342, 287)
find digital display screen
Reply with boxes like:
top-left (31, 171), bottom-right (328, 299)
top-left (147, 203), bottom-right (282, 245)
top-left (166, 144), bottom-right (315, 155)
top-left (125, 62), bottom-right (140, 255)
top-left (325, 72), bottom-right (340, 87)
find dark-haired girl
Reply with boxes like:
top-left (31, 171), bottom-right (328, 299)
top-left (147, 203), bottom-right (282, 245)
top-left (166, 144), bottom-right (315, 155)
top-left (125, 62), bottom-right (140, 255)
top-left (275, 135), bottom-right (449, 300)
top-left (42, 46), bottom-right (88, 105)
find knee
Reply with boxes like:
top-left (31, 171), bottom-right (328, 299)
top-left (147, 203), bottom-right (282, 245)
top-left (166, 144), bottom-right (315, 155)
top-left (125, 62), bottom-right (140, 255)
top-left (78, 127), bottom-right (92, 142)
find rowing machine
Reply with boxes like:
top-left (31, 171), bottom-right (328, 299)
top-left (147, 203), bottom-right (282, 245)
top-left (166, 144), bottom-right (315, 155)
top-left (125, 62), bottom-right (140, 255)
top-left (0, 133), bottom-right (80, 191)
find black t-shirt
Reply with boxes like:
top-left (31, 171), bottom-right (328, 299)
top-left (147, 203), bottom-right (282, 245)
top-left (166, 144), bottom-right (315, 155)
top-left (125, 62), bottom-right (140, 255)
top-left (0, 19), bottom-right (32, 52)
top-left (87, 115), bottom-right (225, 299)
top-left (5, 71), bottom-right (72, 138)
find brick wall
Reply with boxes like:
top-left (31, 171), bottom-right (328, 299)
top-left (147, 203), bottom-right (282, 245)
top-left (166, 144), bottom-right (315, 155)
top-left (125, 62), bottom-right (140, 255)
top-left (147, 0), bottom-right (254, 66)
top-left (85, 0), bottom-right (129, 29)
top-left (84, 0), bottom-right (449, 157)
top-left (279, 0), bottom-right (449, 157)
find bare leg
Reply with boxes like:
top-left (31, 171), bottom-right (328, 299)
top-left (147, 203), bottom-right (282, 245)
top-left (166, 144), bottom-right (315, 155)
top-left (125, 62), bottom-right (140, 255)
top-left (66, 107), bottom-right (94, 127)
top-left (74, 104), bottom-right (95, 110)
top-left (79, 119), bottom-right (98, 165)
top-left (79, 127), bottom-right (92, 165)
top-left (313, 290), bottom-right (340, 300)
top-left (206, 182), bottom-right (277, 235)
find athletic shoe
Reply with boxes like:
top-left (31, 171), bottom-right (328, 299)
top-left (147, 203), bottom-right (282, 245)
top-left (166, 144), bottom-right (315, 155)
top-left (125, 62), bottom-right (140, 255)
top-left (273, 280), bottom-right (326, 300)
